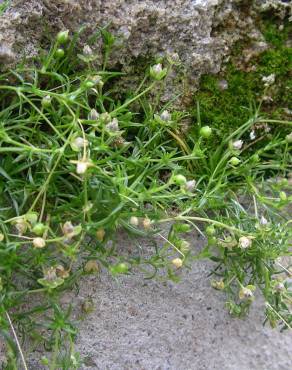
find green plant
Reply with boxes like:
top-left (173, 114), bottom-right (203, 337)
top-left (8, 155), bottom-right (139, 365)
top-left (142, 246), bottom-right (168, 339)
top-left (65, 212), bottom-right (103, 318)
top-left (0, 29), bottom-right (291, 369)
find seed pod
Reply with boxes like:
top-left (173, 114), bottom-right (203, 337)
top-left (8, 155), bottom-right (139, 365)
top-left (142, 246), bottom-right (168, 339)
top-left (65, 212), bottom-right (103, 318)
top-left (172, 174), bottom-right (187, 185)
top-left (130, 216), bottom-right (139, 226)
top-left (56, 30), bottom-right (69, 44)
top-left (96, 228), bottom-right (105, 242)
top-left (172, 257), bottom-right (183, 268)
top-left (41, 95), bottom-right (52, 108)
top-left (110, 262), bottom-right (129, 274)
top-left (232, 140), bottom-right (243, 150)
top-left (199, 126), bottom-right (212, 138)
top-left (55, 48), bottom-right (65, 58)
top-left (84, 260), bottom-right (99, 273)
top-left (229, 157), bottom-right (240, 166)
top-left (33, 237), bottom-right (46, 248)
top-left (238, 236), bottom-right (252, 249)
top-left (32, 223), bottom-right (46, 236)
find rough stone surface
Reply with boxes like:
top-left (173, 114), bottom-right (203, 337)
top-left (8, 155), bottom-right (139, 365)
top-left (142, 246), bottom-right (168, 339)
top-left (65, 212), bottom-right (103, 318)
top-left (0, 1), bottom-right (291, 87)
top-left (7, 231), bottom-right (290, 370)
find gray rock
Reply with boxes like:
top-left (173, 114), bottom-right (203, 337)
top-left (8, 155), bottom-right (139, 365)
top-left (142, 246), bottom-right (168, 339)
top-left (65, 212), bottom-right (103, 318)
top-left (0, 1), bottom-right (291, 90)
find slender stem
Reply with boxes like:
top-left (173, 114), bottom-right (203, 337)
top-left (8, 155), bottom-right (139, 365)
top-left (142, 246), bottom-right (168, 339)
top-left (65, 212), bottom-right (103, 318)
top-left (5, 311), bottom-right (28, 370)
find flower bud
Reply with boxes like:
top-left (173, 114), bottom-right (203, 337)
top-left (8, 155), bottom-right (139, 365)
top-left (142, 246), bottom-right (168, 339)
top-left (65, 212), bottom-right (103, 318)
top-left (62, 221), bottom-right (74, 236)
top-left (33, 237), bottom-right (46, 248)
top-left (130, 216), bottom-right (139, 226)
top-left (105, 118), bottom-right (119, 132)
top-left (71, 136), bottom-right (88, 152)
top-left (260, 215), bottom-right (268, 226)
top-left (250, 130), bottom-right (256, 140)
top-left (279, 191), bottom-right (287, 201)
top-left (199, 126), bottom-right (212, 138)
top-left (229, 157), bottom-right (240, 166)
top-left (56, 30), bottom-right (69, 44)
top-left (238, 236), bottom-right (252, 249)
top-left (149, 63), bottom-right (167, 80)
top-left (15, 219), bottom-right (27, 235)
top-left (160, 110), bottom-right (171, 122)
top-left (0, 233), bottom-right (4, 242)
top-left (88, 109), bottom-right (99, 121)
top-left (232, 140), bottom-right (243, 150)
top-left (184, 180), bottom-right (196, 192)
top-left (41, 95), bottom-right (52, 108)
top-left (172, 257), bottom-right (183, 268)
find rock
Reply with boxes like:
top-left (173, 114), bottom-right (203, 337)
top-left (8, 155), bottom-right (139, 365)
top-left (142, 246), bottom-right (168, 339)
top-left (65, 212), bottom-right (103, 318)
top-left (0, 1), bottom-right (290, 92)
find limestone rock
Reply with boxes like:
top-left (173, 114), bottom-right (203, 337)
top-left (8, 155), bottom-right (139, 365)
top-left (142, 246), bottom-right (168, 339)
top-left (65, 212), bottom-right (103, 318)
top-left (0, 1), bottom-right (290, 89)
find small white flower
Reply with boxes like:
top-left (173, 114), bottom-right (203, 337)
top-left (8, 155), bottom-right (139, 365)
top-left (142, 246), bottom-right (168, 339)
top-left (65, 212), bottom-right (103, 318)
top-left (106, 118), bottom-right (119, 132)
top-left (238, 236), bottom-right (252, 249)
top-left (260, 215), bottom-right (268, 226)
top-left (83, 45), bottom-right (93, 56)
top-left (76, 161), bottom-right (89, 174)
top-left (160, 110), bottom-right (171, 122)
top-left (185, 180), bottom-right (196, 192)
top-left (152, 63), bottom-right (162, 74)
top-left (250, 130), bottom-right (256, 140)
top-left (262, 73), bottom-right (275, 87)
top-left (232, 140), bottom-right (243, 150)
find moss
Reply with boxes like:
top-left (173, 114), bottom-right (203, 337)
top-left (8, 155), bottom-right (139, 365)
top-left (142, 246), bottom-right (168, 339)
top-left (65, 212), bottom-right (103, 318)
top-left (191, 18), bottom-right (291, 140)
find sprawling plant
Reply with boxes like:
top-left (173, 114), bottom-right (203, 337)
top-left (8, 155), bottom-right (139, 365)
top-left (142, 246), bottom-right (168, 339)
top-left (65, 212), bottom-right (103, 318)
top-left (0, 29), bottom-right (291, 369)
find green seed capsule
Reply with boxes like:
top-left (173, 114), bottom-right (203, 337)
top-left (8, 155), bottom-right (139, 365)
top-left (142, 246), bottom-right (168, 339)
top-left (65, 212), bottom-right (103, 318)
top-left (41, 95), bottom-right (52, 108)
top-left (199, 126), bottom-right (212, 138)
top-left (172, 174), bottom-right (187, 185)
top-left (279, 191), bottom-right (287, 201)
top-left (110, 262), bottom-right (129, 275)
top-left (32, 223), bottom-right (46, 236)
top-left (55, 48), bottom-right (65, 58)
top-left (56, 30), bottom-right (69, 44)
top-left (229, 157), bottom-right (240, 166)
top-left (206, 225), bottom-right (216, 236)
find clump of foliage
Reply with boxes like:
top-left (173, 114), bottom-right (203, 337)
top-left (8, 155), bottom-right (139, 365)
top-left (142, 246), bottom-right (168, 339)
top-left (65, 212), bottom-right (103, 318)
top-left (193, 18), bottom-right (291, 139)
top-left (0, 28), bottom-right (291, 369)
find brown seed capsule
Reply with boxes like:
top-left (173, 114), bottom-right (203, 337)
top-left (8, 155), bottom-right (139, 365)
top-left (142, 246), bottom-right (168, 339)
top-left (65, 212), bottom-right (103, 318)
top-left (84, 260), bottom-right (99, 273)
top-left (96, 228), bottom-right (105, 242)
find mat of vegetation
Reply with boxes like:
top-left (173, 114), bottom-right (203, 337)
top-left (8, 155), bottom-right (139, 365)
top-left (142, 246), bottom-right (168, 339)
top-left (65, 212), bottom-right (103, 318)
top-left (0, 25), bottom-right (291, 369)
